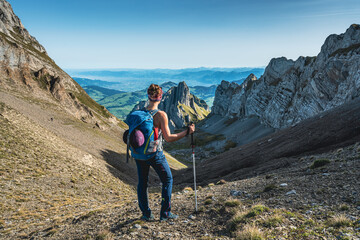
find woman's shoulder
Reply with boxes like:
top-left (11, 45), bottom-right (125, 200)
top-left (155, 110), bottom-right (167, 118)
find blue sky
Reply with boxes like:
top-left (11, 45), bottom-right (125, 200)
top-left (8, 0), bottom-right (360, 69)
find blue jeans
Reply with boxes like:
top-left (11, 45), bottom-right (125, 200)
top-left (135, 151), bottom-right (173, 218)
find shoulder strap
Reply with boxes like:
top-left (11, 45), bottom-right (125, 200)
top-left (143, 108), bottom-right (159, 117)
top-left (149, 109), bottom-right (159, 117)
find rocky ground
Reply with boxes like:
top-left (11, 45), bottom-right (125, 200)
top-left (10, 142), bottom-right (359, 240)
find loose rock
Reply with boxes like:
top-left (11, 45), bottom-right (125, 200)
top-left (286, 190), bottom-right (297, 195)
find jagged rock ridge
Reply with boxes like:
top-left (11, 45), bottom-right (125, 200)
top-left (0, 0), bottom-right (116, 126)
top-left (212, 24), bottom-right (360, 129)
top-left (133, 81), bottom-right (209, 130)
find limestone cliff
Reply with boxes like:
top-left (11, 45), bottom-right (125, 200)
top-left (212, 24), bottom-right (360, 129)
top-left (132, 81), bottom-right (210, 130)
top-left (0, 0), bottom-right (116, 126)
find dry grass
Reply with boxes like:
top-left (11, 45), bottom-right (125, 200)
top-left (260, 214), bottom-right (284, 228)
top-left (95, 229), bottom-right (112, 240)
top-left (263, 184), bottom-right (277, 192)
top-left (245, 204), bottom-right (269, 218)
top-left (224, 140), bottom-right (237, 151)
top-left (310, 158), bottom-right (330, 169)
top-left (229, 211), bottom-right (248, 231)
top-left (235, 224), bottom-right (264, 240)
top-left (225, 200), bottom-right (241, 208)
top-left (216, 179), bottom-right (226, 185)
top-left (326, 214), bottom-right (352, 228)
top-left (184, 187), bottom-right (193, 191)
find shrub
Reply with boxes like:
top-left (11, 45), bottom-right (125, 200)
top-left (310, 159), bottom-right (330, 169)
top-left (204, 199), bottom-right (213, 205)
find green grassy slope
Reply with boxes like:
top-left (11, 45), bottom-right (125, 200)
top-left (98, 90), bottom-right (146, 120)
top-left (83, 86), bottom-right (124, 101)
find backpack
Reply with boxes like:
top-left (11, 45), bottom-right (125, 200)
top-left (124, 109), bottom-right (162, 162)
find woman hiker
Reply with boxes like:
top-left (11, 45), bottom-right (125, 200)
top-left (135, 83), bottom-right (195, 221)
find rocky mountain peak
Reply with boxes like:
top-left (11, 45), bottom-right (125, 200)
top-left (244, 73), bottom-right (257, 81)
top-left (211, 24), bottom-right (360, 129)
top-left (132, 81), bottom-right (209, 130)
top-left (0, 0), bottom-right (46, 53)
top-left (163, 81), bottom-right (191, 107)
top-left (263, 57), bottom-right (295, 85)
top-left (316, 23), bottom-right (360, 66)
top-left (242, 73), bottom-right (258, 90)
top-left (212, 73), bottom-right (261, 116)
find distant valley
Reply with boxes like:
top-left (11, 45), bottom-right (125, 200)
top-left (75, 77), bottom-right (221, 119)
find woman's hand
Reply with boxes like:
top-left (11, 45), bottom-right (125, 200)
top-left (188, 123), bottom-right (195, 135)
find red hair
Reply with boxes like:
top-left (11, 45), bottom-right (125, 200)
top-left (147, 84), bottom-right (163, 101)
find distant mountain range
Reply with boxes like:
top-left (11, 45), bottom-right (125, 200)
top-left (72, 68), bottom-right (263, 119)
top-left (69, 67), bottom-right (264, 92)
top-left (80, 80), bottom-right (217, 120)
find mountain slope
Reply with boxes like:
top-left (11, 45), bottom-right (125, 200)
top-left (177, 97), bottom-right (360, 184)
top-left (0, 0), bottom-right (118, 127)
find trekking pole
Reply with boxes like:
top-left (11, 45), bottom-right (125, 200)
top-left (191, 130), bottom-right (198, 213)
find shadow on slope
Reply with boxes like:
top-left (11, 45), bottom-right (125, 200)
top-left (175, 98), bottom-right (360, 185)
top-left (100, 149), bottom-right (138, 186)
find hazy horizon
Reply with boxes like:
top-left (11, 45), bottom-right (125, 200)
top-left (64, 66), bottom-right (266, 71)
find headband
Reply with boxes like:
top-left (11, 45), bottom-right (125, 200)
top-left (148, 88), bottom-right (163, 102)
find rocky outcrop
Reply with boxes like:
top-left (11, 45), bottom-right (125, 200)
top-left (212, 24), bottom-right (360, 129)
top-left (132, 81), bottom-right (210, 130)
top-left (0, 0), bottom-right (115, 125)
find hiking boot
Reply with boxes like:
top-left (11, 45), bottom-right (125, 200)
top-left (160, 212), bottom-right (178, 221)
top-left (141, 213), bottom-right (155, 221)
